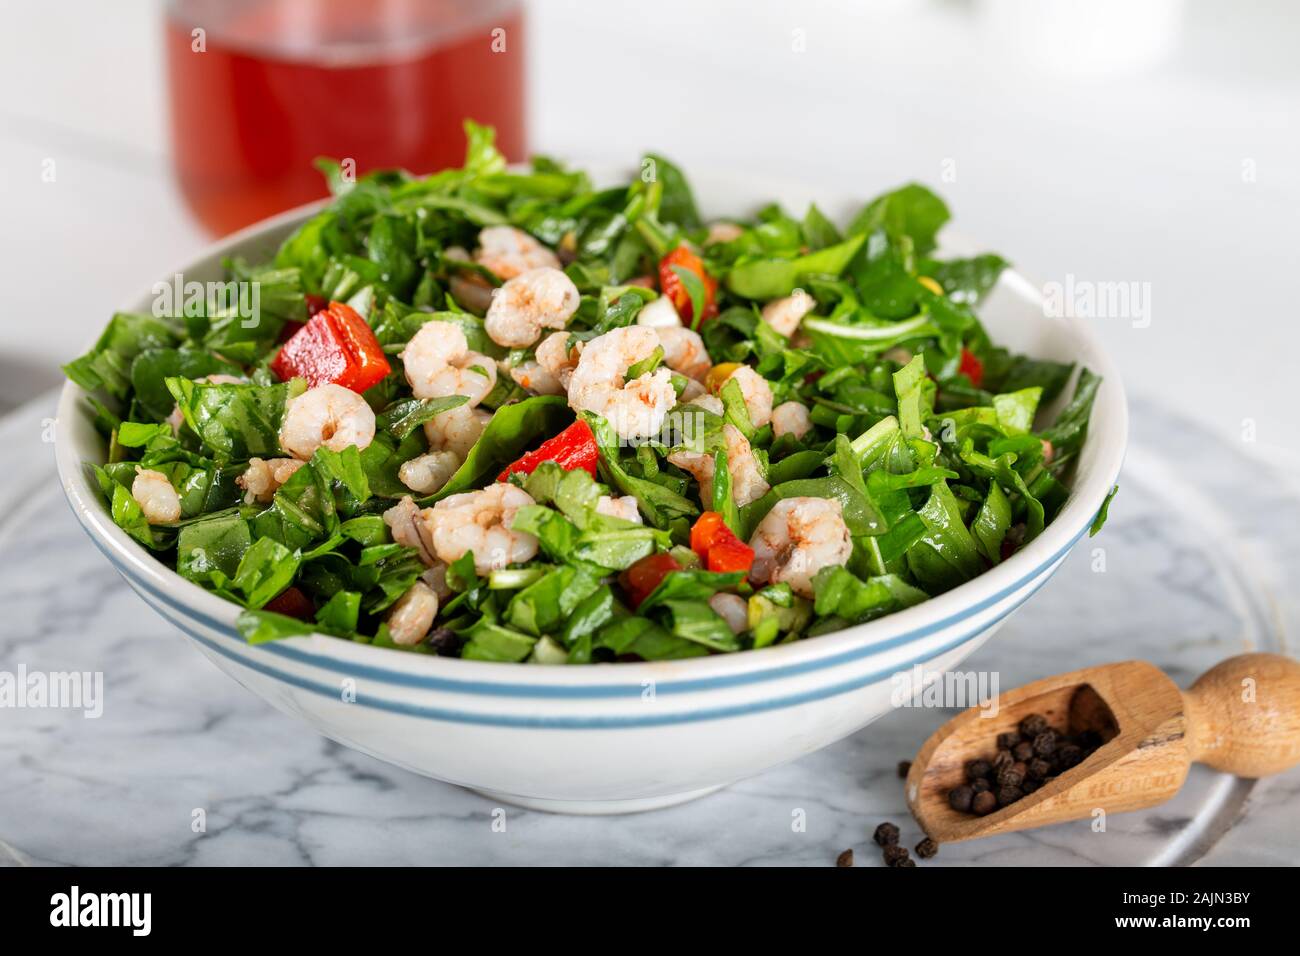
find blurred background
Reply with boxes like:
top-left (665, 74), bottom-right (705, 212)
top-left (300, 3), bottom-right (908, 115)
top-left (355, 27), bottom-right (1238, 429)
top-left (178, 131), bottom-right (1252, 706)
top-left (1, 0), bottom-right (1296, 462)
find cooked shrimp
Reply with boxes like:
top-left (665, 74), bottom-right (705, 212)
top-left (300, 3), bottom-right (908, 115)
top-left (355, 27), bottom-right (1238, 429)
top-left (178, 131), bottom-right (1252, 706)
top-left (656, 326), bottom-right (712, 381)
top-left (536, 330), bottom-right (582, 392)
top-left (474, 225), bottom-right (561, 280)
top-left (131, 467), bottom-right (181, 524)
top-left (596, 495), bottom-right (642, 524)
top-left (443, 245), bottom-right (496, 314)
top-left (166, 373), bottom-right (244, 433)
top-left (636, 295), bottom-right (681, 328)
top-left (508, 358), bottom-right (565, 396)
top-left (399, 450), bottom-right (461, 495)
top-left (384, 495), bottom-right (438, 566)
top-left (688, 393), bottom-right (723, 415)
top-left (421, 483), bottom-right (539, 574)
top-left (718, 365), bottom-right (774, 428)
top-left (423, 403), bottom-right (492, 460)
top-left (484, 267), bottom-right (580, 348)
top-left (279, 383), bottom-right (376, 460)
top-left (421, 561), bottom-right (452, 600)
top-left (667, 423), bottom-right (769, 508)
top-left (709, 593), bottom-right (749, 634)
top-left (400, 320), bottom-right (497, 405)
top-left (237, 457), bottom-right (305, 504)
top-left (567, 326), bottom-right (677, 441)
top-left (761, 289), bottom-right (816, 338)
top-left (749, 497), bottom-right (853, 599)
top-left (386, 581), bottom-right (438, 646)
top-left (705, 221), bottom-right (745, 245)
top-left (771, 401), bottom-right (813, 440)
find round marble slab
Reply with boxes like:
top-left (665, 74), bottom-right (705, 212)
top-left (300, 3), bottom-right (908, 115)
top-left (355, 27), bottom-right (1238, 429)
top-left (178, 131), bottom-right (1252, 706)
top-left (2, 393), bottom-right (1296, 866)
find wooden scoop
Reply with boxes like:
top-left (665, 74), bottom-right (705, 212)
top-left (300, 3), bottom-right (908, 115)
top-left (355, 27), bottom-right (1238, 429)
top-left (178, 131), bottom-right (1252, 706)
top-left (906, 653), bottom-right (1300, 843)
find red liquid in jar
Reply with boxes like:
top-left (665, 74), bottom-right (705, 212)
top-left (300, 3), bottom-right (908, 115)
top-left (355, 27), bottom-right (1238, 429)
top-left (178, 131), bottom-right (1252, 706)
top-left (165, 0), bottom-right (526, 235)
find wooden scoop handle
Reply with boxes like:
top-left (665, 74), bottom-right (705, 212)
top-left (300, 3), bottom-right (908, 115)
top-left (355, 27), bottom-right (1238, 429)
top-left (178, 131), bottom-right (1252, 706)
top-left (1183, 653), bottom-right (1300, 777)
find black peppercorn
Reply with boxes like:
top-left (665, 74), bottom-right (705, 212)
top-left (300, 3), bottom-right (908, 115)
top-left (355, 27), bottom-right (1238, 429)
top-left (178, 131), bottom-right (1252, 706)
top-left (1019, 713), bottom-right (1049, 738)
top-left (997, 731), bottom-right (1022, 750)
top-left (883, 844), bottom-right (910, 867)
top-left (1058, 744), bottom-right (1084, 769)
top-left (965, 758), bottom-right (992, 781)
top-left (992, 749), bottom-right (1015, 773)
top-left (1013, 741), bottom-right (1035, 762)
top-left (1032, 730), bottom-right (1058, 756)
top-left (874, 821), bottom-right (901, 846)
top-left (972, 790), bottom-right (998, 815)
top-left (915, 837), bottom-right (939, 859)
top-left (836, 848), bottom-right (854, 867)
top-left (971, 778), bottom-right (992, 793)
top-left (997, 766), bottom-right (1024, 789)
top-left (997, 785), bottom-right (1023, 806)
top-left (897, 760), bottom-right (912, 779)
top-left (1028, 758), bottom-right (1052, 780)
top-left (947, 785), bottom-right (974, 812)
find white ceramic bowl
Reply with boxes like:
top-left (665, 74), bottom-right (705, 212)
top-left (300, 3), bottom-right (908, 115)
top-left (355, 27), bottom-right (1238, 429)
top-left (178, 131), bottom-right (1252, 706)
top-left (54, 173), bottom-right (1127, 814)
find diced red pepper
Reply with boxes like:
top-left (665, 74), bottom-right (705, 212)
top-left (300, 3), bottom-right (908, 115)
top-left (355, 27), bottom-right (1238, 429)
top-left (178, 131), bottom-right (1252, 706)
top-left (304, 294), bottom-right (329, 316)
top-left (619, 552), bottom-right (683, 609)
top-left (959, 347), bottom-right (984, 389)
top-left (263, 585), bottom-right (316, 621)
top-left (270, 301), bottom-right (391, 393)
top-left (658, 245), bottom-right (719, 324)
top-left (498, 420), bottom-right (600, 482)
top-left (690, 511), bottom-right (755, 575)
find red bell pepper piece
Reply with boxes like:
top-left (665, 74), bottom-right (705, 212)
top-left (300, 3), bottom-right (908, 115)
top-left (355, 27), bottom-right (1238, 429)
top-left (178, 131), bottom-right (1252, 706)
top-left (304, 294), bottom-right (329, 316)
top-left (619, 552), bottom-right (683, 609)
top-left (270, 301), bottom-right (391, 393)
top-left (263, 585), bottom-right (316, 621)
top-left (959, 347), bottom-right (984, 389)
top-left (498, 420), bottom-right (600, 482)
top-left (690, 511), bottom-right (755, 575)
top-left (658, 245), bottom-right (718, 324)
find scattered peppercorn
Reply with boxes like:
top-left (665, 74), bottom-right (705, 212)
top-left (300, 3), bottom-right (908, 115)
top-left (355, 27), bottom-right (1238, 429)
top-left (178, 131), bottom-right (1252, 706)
top-left (836, 848), bottom-right (854, 867)
top-left (883, 844), bottom-right (911, 867)
top-left (915, 837), bottom-right (939, 859)
top-left (874, 821), bottom-right (901, 846)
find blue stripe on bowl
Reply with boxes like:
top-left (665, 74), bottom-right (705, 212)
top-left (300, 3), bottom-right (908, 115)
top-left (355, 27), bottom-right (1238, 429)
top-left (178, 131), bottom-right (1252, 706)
top-left (81, 508), bottom-right (1083, 698)
top-left (148, 575), bottom-right (1049, 728)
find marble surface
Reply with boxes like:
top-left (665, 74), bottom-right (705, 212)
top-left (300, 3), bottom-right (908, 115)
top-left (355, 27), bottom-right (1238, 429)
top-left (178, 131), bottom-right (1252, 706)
top-left (1, 392), bottom-right (1297, 867)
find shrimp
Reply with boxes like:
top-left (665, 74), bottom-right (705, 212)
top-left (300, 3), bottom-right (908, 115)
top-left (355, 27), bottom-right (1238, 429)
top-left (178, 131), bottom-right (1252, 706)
top-left (717, 365), bottom-right (773, 429)
top-left (484, 267), bottom-right (580, 348)
top-left (596, 495), bottom-right (642, 524)
top-left (667, 423), bottom-right (769, 508)
top-left (567, 326), bottom-right (677, 441)
top-left (443, 245), bottom-right (496, 314)
top-left (474, 225), bottom-right (561, 280)
top-left (237, 457), bottom-right (305, 504)
top-left (508, 358), bottom-right (565, 396)
top-left (279, 383), bottom-right (376, 460)
top-left (538, 331), bottom-right (583, 390)
top-left (401, 320), bottom-right (497, 405)
top-left (761, 289), bottom-right (816, 338)
top-left (656, 326), bottom-right (712, 381)
top-left (399, 450), bottom-right (461, 495)
top-left (636, 295), bottom-right (681, 328)
top-left (384, 495), bottom-right (438, 566)
top-left (423, 403), bottom-right (492, 460)
top-left (131, 467), bottom-right (181, 524)
top-left (705, 221), bottom-right (745, 245)
top-left (421, 483), bottom-right (539, 573)
top-left (709, 593), bottom-right (749, 634)
top-left (689, 393), bottom-right (724, 415)
top-left (166, 373), bottom-right (244, 433)
top-left (386, 581), bottom-right (438, 647)
top-left (771, 401), bottom-right (813, 440)
top-left (421, 560), bottom-right (452, 600)
top-left (748, 497), bottom-right (853, 599)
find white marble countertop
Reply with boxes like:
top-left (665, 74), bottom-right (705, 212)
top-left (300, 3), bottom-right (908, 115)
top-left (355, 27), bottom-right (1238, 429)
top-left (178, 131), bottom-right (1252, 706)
top-left (2, 392), bottom-right (1297, 866)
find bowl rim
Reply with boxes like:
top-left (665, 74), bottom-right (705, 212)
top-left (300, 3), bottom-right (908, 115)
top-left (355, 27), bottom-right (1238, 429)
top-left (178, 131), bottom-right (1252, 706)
top-left (54, 179), bottom-right (1128, 693)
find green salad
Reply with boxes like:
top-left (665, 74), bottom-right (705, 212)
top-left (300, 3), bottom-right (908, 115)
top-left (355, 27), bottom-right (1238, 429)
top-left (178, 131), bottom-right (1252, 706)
top-left (65, 121), bottom-right (1106, 664)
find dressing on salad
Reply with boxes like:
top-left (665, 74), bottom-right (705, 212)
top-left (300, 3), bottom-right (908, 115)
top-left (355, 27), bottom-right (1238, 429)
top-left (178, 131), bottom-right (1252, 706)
top-left (65, 121), bottom-right (1106, 664)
